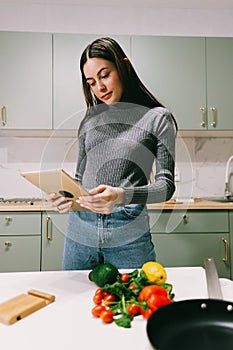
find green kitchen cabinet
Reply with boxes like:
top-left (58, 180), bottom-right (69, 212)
top-left (131, 36), bottom-right (205, 130)
top-left (149, 210), bottom-right (231, 278)
top-left (1, 32), bottom-right (232, 131)
top-left (0, 31), bottom-right (52, 129)
top-left (41, 212), bottom-right (67, 271)
top-left (53, 33), bottom-right (131, 129)
top-left (206, 38), bottom-right (233, 130)
top-left (0, 212), bottom-right (41, 272)
top-left (230, 211), bottom-right (233, 280)
top-left (131, 36), bottom-right (233, 130)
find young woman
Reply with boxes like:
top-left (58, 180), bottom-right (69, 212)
top-left (48, 37), bottom-right (177, 269)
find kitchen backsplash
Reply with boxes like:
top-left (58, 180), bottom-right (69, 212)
top-left (0, 136), bottom-right (233, 200)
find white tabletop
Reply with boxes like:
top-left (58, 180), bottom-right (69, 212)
top-left (0, 267), bottom-right (223, 350)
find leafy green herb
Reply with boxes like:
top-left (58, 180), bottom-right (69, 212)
top-left (115, 313), bottom-right (133, 328)
top-left (103, 281), bottom-right (134, 299)
top-left (93, 269), bottom-right (174, 328)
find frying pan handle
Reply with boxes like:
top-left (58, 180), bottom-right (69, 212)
top-left (204, 258), bottom-right (223, 300)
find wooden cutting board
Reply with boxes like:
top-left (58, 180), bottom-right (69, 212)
top-left (0, 289), bottom-right (55, 325)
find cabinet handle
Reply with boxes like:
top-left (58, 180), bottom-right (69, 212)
top-left (182, 214), bottom-right (188, 223)
top-left (4, 241), bottom-right (12, 247)
top-left (210, 107), bottom-right (217, 127)
top-left (222, 237), bottom-right (229, 263)
top-left (5, 216), bottom-right (12, 223)
top-left (1, 105), bottom-right (7, 126)
top-left (46, 216), bottom-right (52, 241)
top-left (200, 107), bottom-right (206, 128)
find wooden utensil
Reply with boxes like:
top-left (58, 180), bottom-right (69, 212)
top-left (0, 289), bottom-right (55, 325)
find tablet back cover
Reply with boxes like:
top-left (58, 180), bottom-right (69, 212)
top-left (21, 169), bottom-right (89, 211)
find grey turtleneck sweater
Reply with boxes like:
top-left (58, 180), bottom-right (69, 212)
top-left (75, 103), bottom-right (176, 205)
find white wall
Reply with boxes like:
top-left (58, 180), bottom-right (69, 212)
top-left (0, 1), bottom-right (233, 37)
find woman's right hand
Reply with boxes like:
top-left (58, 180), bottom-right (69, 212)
top-left (46, 193), bottom-right (72, 213)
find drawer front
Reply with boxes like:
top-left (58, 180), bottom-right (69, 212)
top-left (0, 212), bottom-right (41, 235)
top-left (149, 210), bottom-right (229, 233)
top-left (0, 235), bottom-right (41, 272)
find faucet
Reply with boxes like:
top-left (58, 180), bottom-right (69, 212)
top-left (224, 155), bottom-right (233, 199)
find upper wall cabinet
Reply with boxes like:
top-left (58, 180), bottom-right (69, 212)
top-left (1, 32), bottom-right (232, 132)
top-left (53, 34), bottom-right (131, 130)
top-left (131, 36), bottom-right (233, 130)
top-left (206, 38), bottom-right (233, 130)
top-left (131, 36), bottom-right (206, 130)
top-left (0, 32), bottom-right (52, 129)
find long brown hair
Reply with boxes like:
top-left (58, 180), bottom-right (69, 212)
top-left (79, 37), bottom-right (177, 130)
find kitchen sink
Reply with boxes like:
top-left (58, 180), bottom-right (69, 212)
top-left (201, 196), bottom-right (233, 203)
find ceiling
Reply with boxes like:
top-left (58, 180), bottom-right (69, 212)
top-left (1, 0), bottom-right (233, 9)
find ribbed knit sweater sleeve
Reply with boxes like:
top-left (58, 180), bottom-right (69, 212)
top-left (75, 105), bottom-right (176, 205)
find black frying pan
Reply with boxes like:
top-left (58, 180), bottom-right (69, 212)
top-left (147, 258), bottom-right (233, 350)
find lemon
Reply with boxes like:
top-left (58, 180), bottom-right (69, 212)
top-left (88, 263), bottom-right (119, 287)
top-left (141, 261), bottom-right (167, 284)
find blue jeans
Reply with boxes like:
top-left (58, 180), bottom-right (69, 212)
top-left (62, 204), bottom-right (156, 269)
top-left (62, 230), bottom-right (156, 270)
top-left (66, 204), bottom-right (152, 247)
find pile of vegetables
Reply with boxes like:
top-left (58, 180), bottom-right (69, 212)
top-left (89, 261), bottom-right (174, 328)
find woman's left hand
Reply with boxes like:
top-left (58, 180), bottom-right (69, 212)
top-left (76, 185), bottom-right (125, 214)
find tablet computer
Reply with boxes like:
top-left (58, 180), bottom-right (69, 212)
top-left (21, 169), bottom-right (89, 211)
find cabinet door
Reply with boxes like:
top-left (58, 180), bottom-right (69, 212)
top-left (41, 212), bottom-right (67, 271)
top-left (206, 38), bottom-right (233, 130)
top-left (0, 31), bottom-right (52, 129)
top-left (230, 211), bottom-right (233, 280)
top-left (152, 233), bottom-right (230, 278)
top-left (53, 34), bottom-right (131, 129)
top-left (149, 210), bottom-right (231, 278)
top-left (0, 236), bottom-right (41, 272)
top-left (131, 36), bottom-right (206, 130)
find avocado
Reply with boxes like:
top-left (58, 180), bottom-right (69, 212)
top-left (88, 263), bottom-right (119, 287)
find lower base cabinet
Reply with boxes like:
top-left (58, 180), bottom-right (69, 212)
top-left (230, 211), bottom-right (233, 280)
top-left (0, 210), bottom-right (232, 278)
top-left (149, 210), bottom-right (231, 278)
top-left (0, 212), bottom-right (41, 272)
top-left (152, 233), bottom-right (230, 278)
top-left (41, 212), bottom-right (67, 271)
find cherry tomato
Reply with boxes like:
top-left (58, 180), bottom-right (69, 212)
top-left (103, 293), bottom-right (115, 304)
top-left (127, 303), bottom-right (140, 315)
top-left (94, 288), bottom-right (104, 298)
top-left (93, 293), bottom-right (103, 305)
top-left (120, 273), bottom-right (130, 283)
top-left (91, 305), bottom-right (106, 318)
top-left (128, 284), bottom-right (137, 290)
top-left (100, 309), bottom-right (114, 323)
top-left (140, 307), bottom-right (153, 320)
